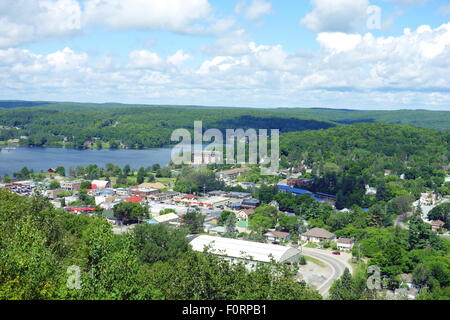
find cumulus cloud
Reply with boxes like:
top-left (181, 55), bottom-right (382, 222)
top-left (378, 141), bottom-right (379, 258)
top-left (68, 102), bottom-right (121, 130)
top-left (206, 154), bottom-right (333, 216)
top-left (0, 0), bottom-right (81, 48)
top-left (128, 50), bottom-right (164, 69)
top-left (301, 0), bottom-right (369, 33)
top-left (3, 23), bottom-right (450, 108)
top-left (82, 0), bottom-right (231, 35)
top-left (167, 50), bottom-right (192, 65)
top-left (244, 0), bottom-right (273, 20)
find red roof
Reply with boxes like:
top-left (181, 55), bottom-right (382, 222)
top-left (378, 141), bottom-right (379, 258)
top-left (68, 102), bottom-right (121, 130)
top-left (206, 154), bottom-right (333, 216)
top-left (67, 207), bottom-right (96, 212)
top-left (125, 196), bottom-right (143, 203)
top-left (184, 194), bottom-right (198, 199)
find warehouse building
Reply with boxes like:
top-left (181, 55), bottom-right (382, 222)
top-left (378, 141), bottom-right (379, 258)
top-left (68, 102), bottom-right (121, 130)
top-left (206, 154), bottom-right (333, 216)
top-left (189, 235), bottom-right (300, 264)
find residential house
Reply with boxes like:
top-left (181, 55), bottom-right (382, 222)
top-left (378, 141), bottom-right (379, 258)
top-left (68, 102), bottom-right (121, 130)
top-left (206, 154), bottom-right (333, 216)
top-left (301, 227), bottom-right (336, 243)
top-left (216, 167), bottom-right (251, 180)
top-left (431, 220), bottom-right (445, 232)
top-left (264, 231), bottom-right (291, 243)
top-left (236, 209), bottom-right (255, 221)
top-left (336, 238), bottom-right (355, 250)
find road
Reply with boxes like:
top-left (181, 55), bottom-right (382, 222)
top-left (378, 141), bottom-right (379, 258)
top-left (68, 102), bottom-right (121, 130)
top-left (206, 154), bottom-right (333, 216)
top-left (300, 247), bottom-right (353, 298)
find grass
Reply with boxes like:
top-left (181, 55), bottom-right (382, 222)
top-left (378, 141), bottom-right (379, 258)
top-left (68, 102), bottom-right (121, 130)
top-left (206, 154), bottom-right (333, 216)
top-left (304, 256), bottom-right (327, 268)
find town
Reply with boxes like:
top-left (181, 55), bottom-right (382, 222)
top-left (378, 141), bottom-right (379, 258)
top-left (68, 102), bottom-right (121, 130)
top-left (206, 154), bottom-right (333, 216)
top-left (2, 155), bottom-right (449, 299)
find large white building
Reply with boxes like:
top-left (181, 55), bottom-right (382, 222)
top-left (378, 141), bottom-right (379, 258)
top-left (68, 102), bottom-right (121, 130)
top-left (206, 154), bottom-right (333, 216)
top-left (189, 235), bottom-right (300, 264)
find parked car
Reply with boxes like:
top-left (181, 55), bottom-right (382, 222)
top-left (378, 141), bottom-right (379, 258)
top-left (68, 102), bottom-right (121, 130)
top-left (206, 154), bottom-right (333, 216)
top-left (332, 251), bottom-right (341, 255)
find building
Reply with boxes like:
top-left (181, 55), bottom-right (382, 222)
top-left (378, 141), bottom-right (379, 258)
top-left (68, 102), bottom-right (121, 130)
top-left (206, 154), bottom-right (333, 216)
top-left (138, 182), bottom-right (166, 190)
top-left (241, 199), bottom-right (260, 209)
top-left (192, 150), bottom-right (223, 164)
top-left (189, 235), bottom-right (301, 264)
top-left (301, 227), bottom-right (336, 243)
top-left (130, 187), bottom-right (159, 198)
top-left (431, 220), bottom-right (445, 232)
top-left (236, 209), bottom-right (255, 221)
top-left (91, 180), bottom-right (111, 189)
top-left (264, 231), bottom-right (291, 242)
top-left (147, 212), bottom-right (180, 225)
top-left (216, 167), bottom-right (251, 180)
top-left (336, 238), bottom-right (355, 250)
top-left (420, 192), bottom-right (437, 206)
top-left (60, 180), bottom-right (81, 191)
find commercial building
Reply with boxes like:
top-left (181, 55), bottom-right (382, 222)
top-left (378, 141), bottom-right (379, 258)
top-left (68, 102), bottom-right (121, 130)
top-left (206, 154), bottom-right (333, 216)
top-left (189, 235), bottom-right (301, 264)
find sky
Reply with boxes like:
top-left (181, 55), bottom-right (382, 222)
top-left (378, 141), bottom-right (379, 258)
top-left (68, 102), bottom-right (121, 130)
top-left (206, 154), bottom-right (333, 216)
top-left (1, 0), bottom-right (450, 110)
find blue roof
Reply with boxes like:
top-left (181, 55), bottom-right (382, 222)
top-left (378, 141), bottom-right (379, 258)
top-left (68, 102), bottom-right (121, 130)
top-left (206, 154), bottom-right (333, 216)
top-left (315, 192), bottom-right (337, 199)
top-left (147, 219), bottom-right (159, 224)
top-left (277, 185), bottom-right (312, 195)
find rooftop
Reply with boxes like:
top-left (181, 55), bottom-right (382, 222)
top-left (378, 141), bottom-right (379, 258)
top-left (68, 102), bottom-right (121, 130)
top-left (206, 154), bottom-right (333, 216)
top-left (189, 235), bottom-right (300, 263)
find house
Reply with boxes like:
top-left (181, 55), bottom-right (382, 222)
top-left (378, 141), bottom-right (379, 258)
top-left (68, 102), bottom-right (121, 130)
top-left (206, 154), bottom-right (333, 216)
top-left (365, 185), bottom-right (377, 195)
top-left (420, 192), bottom-right (437, 206)
top-left (216, 167), bottom-right (251, 180)
top-left (91, 180), bottom-right (111, 189)
top-left (431, 220), bottom-right (445, 232)
top-left (236, 209), bottom-right (255, 221)
top-left (301, 227), bottom-right (336, 243)
top-left (336, 238), bottom-right (355, 250)
top-left (264, 231), bottom-right (291, 242)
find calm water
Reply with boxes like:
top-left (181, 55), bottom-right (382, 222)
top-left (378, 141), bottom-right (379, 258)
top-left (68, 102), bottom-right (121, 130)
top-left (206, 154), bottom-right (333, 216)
top-left (0, 147), bottom-right (173, 177)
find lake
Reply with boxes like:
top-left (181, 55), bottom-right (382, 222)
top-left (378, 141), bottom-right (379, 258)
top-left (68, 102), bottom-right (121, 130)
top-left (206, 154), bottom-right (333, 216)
top-left (0, 147), bottom-right (173, 177)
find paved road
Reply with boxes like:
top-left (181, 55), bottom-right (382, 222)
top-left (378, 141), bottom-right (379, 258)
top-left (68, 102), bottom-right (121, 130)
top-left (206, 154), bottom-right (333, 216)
top-left (300, 247), bottom-right (353, 297)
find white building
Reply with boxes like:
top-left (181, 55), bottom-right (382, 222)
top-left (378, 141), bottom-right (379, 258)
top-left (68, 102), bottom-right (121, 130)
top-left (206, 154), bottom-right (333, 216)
top-left (190, 235), bottom-right (300, 264)
top-left (336, 238), bottom-right (355, 251)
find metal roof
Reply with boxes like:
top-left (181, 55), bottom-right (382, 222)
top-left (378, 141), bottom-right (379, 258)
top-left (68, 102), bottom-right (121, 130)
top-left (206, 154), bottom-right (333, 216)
top-left (190, 235), bottom-right (300, 263)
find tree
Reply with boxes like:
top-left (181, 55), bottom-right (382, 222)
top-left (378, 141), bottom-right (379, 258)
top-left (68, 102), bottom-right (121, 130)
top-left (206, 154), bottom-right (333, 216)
top-left (80, 181), bottom-right (92, 189)
top-left (56, 166), bottom-right (66, 177)
top-left (48, 180), bottom-right (61, 190)
top-left (183, 210), bottom-right (205, 234)
top-left (151, 163), bottom-right (161, 172)
top-left (133, 224), bottom-right (189, 264)
top-left (408, 206), bottom-right (432, 250)
top-left (224, 213), bottom-right (237, 237)
top-left (257, 184), bottom-right (278, 204)
top-left (136, 167), bottom-right (146, 184)
top-left (113, 202), bottom-right (146, 224)
top-left (329, 268), bottom-right (356, 300)
top-left (218, 210), bottom-right (235, 226)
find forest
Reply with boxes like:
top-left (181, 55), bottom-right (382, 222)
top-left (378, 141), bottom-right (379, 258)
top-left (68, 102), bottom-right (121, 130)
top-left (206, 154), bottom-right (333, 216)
top-left (1, 101), bottom-right (450, 149)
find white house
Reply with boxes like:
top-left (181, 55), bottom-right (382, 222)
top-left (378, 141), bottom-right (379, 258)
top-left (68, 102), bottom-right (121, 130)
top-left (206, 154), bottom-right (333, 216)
top-left (336, 238), bottom-right (355, 250)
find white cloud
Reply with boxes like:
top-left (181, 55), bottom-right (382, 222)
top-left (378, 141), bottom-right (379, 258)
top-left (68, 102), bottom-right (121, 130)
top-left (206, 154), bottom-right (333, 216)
top-left (82, 0), bottom-right (228, 35)
top-left (0, 0), bottom-right (81, 48)
top-left (3, 23), bottom-right (450, 109)
top-left (317, 33), bottom-right (363, 53)
top-left (167, 50), bottom-right (192, 65)
top-left (301, 0), bottom-right (369, 33)
top-left (244, 0), bottom-right (272, 20)
top-left (128, 50), bottom-right (164, 69)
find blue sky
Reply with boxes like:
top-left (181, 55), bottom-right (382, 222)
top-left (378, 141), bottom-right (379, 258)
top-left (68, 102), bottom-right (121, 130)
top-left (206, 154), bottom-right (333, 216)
top-left (1, 0), bottom-right (450, 109)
